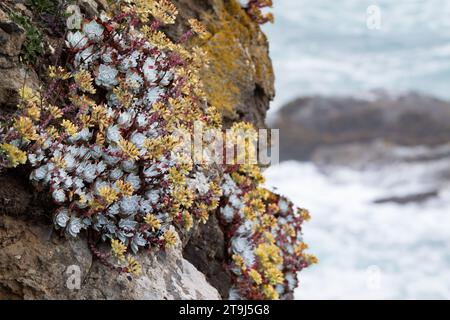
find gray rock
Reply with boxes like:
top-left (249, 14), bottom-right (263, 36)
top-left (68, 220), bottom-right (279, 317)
top-left (272, 92), bottom-right (450, 161)
top-left (0, 214), bottom-right (220, 300)
top-left (0, 20), bottom-right (25, 57)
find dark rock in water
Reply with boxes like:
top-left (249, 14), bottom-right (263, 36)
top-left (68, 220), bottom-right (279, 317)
top-left (273, 92), bottom-right (450, 161)
top-left (373, 190), bottom-right (439, 205)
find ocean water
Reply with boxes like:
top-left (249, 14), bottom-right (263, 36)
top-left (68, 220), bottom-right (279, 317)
top-left (260, 1), bottom-right (450, 299)
top-left (262, 0), bottom-right (450, 113)
top-left (264, 160), bottom-right (450, 299)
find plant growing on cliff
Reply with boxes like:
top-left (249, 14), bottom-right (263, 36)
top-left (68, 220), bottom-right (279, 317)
top-left (0, 0), bottom-right (315, 299)
top-left (218, 123), bottom-right (317, 299)
top-left (239, 0), bottom-right (274, 24)
top-left (2, 0), bottom-right (222, 275)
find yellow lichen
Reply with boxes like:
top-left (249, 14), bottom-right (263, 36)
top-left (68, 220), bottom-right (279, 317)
top-left (193, 0), bottom-right (274, 117)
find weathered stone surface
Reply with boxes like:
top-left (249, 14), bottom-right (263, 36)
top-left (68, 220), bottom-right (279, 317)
top-left (171, 0), bottom-right (275, 127)
top-left (0, 172), bottom-right (220, 300)
top-left (183, 213), bottom-right (232, 298)
top-left (0, 7), bottom-right (39, 109)
top-left (0, 213), bottom-right (220, 299)
top-left (77, 0), bottom-right (109, 17)
top-left (0, 19), bottom-right (25, 57)
top-left (0, 66), bottom-right (40, 110)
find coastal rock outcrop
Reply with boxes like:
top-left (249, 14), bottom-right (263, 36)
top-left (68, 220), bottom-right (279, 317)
top-left (272, 92), bottom-right (450, 162)
top-left (0, 0), bottom-right (274, 299)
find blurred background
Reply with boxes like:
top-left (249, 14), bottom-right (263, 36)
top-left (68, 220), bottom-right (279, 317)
top-left (261, 0), bottom-right (450, 299)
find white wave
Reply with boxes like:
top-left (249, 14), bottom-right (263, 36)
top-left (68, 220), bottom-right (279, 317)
top-left (262, 0), bottom-right (450, 113)
top-left (264, 161), bottom-right (450, 299)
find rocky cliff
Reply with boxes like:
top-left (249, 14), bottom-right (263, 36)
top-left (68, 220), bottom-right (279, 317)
top-left (0, 0), bottom-right (274, 299)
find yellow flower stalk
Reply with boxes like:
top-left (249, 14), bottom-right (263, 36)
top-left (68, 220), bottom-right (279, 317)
top-left (136, 0), bottom-right (178, 24)
top-left (74, 70), bottom-right (96, 94)
top-left (141, 26), bottom-right (174, 50)
top-left (299, 208), bottom-right (311, 221)
top-left (263, 231), bottom-right (275, 244)
top-left (255, 243), bottom-right (283, 267)
top-left (26, 104), bottom-right (41, 121)
top-left (61, 120), bottom-right (78, 137)
top-left (118, 139), bottom-right (140, 161)
top-left (163, 229), bottom-right (178, 248)
top-left (0, 143), bottom-right (27, 167)
top-left (47, 105), bottom-right (63, 119)
top-left (52, 155), bottom-right (66, 169)
top-left (264, 267), bottom-right (284, 285)
top-left (182, 211), bottom-right (193, 231)
top-left (243, 206), bottom-right (257, 221)
top-left (188, 19), bottom-right (210, 40)
top-left (168, 168), bottom-right (186, 185)
top-left (111, 239), bottom-right (127, 262)
top-left (116, 180), bottom-right (134, 197)
top-left (197, 203), bottom-right (210, 224)
top-left (232, 254), bottom-right (246, 271)
top-left (96, 132), bottom-right (105, 146)
top-left (18, 86), bottom-right (40, 106)
top-left (248, 269), bottom-right (263, 285)
top-left (48, 66), bottom-right (71, 80)
top-left (113, 83), bottom-right (132, 108)
top-left (305, 254), bottom-right (319, 265)
top-left (294, 243), bottom-right (309, 256)
top-left (171, 185), bottom-right (194, 209)
top-left (283, 225), bottom-right (296, 238)
top-left (126, 256), bottom-right (142, 276)
top-left (98, 186), bottom-right (119, 204)
top-left (45, 126), bottom-right (59, 139)
top-left (144, 214), bottom-right (161, 232)
top-left (262, 284), bottom-right (279, 300)
top-left (14, 116), bottom-right (39, 141)
top-left (261, 214), bottom-right (277, 229)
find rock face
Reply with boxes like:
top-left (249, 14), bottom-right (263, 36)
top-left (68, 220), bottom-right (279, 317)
top-left (169, 0), bottom-right (275, 128)
top-left (0, 8), bottom-right (39, 111)
top-left (0, 214), bottom-right (220, 300)
top-left (183, 214), bottom-right (232, 298)
top-left (0, 0), bottom-right (273, 299)
top-left (0, 172), bottom-right (220, 300)
top-left (272, 92), bottom-right (450, 161)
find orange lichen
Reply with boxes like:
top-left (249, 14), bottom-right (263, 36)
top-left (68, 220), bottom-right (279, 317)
top-left (193, 0), bottom-right (274, 118)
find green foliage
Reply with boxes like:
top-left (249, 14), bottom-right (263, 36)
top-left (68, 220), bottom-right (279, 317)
top-left (26, 0), bottom-right (58, 14)
top-left (10, 13), bottom-right (44, 65)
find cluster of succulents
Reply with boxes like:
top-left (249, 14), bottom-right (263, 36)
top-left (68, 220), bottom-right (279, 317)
top-left (220, 163), bottom-right (316, 300)
top-left (238, 0), bottom-right (274, 24)
top-left (1, 0), bottom-right (222, 275)
top-left (0, 0), bottom-right (315, 299)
